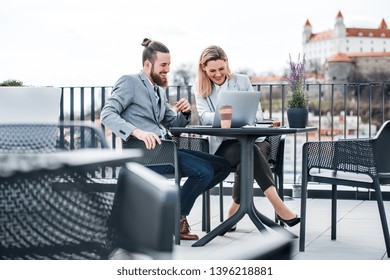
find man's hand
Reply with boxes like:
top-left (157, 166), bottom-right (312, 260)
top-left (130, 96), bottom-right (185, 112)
top-left (132, 128), bottom-right (161, 149)
top-left (173, 98), bottom-right (191, 113)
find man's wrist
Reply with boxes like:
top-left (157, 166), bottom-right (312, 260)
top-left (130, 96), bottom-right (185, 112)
top-left (182, 111), bottom-right (191, 118)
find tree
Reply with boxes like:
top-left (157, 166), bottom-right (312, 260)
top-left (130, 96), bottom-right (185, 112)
top-left (0, 79), bottom-right (24, 86)
top-left (170, 63), bottom-right (195, 86)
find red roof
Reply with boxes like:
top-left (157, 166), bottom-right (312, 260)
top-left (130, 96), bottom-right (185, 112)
top-left (310, 30), bottom-right (333, 41)
top-left (327, 52), bottom-right (390, 63)
top-left (346, 27), bottom-right (390, 38)
top-left (304, 19), bottom-right (311, 27)
top-left (327, 53), bottom-right (353, 62)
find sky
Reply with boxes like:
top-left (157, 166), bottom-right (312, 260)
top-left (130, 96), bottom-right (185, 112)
top-left (1, 0), bottom-right (389, 87)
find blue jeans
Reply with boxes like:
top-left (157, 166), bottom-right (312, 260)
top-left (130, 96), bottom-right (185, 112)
top-left (149, 149), bottom-right (230, 216)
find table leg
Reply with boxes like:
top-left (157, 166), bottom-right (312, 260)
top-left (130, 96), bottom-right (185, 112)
top-left (192, 135), bottom-right (294, 247)
top-left (192, 205), bottom-right (245, 247)
top-left (192, 136), bottom-right (268, 247)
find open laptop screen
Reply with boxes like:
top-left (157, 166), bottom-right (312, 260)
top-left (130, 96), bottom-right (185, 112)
top-left (212, 90), bottom-right (261, 128)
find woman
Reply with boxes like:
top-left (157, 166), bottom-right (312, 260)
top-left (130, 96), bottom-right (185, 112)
top-left (194, 45), bottom-right (300, 230)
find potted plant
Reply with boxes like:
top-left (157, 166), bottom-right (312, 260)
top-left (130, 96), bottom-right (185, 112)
top-left (285, 54), bottom-right (309, 128)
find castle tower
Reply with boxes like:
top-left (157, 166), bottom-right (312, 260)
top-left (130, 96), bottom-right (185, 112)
top-left (334, 11), bottom-right (347, 38)
top-left (302, 19), bottom-right (312, 44)
top-left (378, 18), bottom-right (388, 29)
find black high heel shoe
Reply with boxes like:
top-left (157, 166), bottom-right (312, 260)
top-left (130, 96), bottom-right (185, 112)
top-left (228, 224), bottom-right (237, 232)
top-left (277, 215), bottom-right (300, 227)
top-left (219, 224), bottom-right (237, 236)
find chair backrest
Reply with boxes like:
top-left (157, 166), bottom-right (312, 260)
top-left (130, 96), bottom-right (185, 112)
top-left (0, 124), bottom-right (58, 153)
top-left (113, 163), bottom-right (177, 259)
top-left (0, 123), bottom-right (108, 154)
top-left (0, 164), bottom-right (118, 259)
top-left (330, 120), bottom-right (390, 175)
top-left (268, 135), bottom-right (283, 167)
top-left (0, 122), bottom-right (121, 259)
top-left (373, 120), bottom-right (390, 176)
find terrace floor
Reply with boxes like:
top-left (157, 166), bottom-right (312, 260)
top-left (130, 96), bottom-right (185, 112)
top-left (171, 183), bottom-right (390, 260)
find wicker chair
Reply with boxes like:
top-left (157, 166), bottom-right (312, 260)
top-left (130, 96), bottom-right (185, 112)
top-left (110, 162), bottom-right (177, 259)
top-left (122, 135), bottom-right (209, 244)
top-left (0, 123), bottom-right (173, 259)
top-left (0, 123), bottom-right (118, 259)
top-left (299, 120), bottom-right (390, 257)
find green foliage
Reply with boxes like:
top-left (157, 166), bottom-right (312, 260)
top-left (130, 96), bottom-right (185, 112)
top-left (0, 79), bottom-right (24, 86)
top-left (287, 90), bottom-right (309, 108)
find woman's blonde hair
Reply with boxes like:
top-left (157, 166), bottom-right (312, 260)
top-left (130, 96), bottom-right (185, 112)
top-left (196, 45), bottom-right (232, 97)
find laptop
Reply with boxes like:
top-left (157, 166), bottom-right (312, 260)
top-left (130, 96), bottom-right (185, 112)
top-left (212, 90), bottom-right (261, 128)
top-left (0, 87), bottom-right (61, 124)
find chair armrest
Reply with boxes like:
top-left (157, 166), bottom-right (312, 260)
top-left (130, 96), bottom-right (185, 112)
top-left (56, 122), bottom-right (109, 150)
top-left (171, 135), bottom-right (209, 153)
top-left (122, 137), bottom-right (177, 167)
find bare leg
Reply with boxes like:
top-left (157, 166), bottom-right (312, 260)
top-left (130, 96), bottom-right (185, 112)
top-left (227, 186), bottom-right (296, 220)
top-left (264, 186), bottom-right (296, 220)
top-left (227, 201), bottom-right (239, 218)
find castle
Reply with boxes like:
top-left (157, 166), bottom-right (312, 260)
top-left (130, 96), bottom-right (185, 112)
top-left (302, 11), bottom-right (390, 83)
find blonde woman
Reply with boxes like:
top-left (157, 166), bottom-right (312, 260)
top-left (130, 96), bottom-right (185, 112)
top-left (195, 45), bottom-right (300, 231)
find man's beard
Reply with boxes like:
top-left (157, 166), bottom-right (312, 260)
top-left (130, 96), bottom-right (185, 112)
top-left (150, 64), bottom-right (168, 87)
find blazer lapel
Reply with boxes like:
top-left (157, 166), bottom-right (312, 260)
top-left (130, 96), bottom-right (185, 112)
top-left (139, 73), bottom-right (161, 122)
top-left (227, 75), bottom-right (238, 89)
top-left (155, 86), bottom-right (165, 121)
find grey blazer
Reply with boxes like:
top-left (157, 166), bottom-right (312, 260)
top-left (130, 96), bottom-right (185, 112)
top-left (195, 73), bottom-right (264, 154)
top-left (101, 72), bottom-right (189, 141)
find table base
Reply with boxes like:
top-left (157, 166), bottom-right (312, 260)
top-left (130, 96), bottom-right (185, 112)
top-left (192, 202), bottom-right (297, 247)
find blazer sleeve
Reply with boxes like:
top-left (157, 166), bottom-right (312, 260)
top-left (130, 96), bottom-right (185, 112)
top-left (195, 89), bottom-right (215, 125)
top-left (100, 76), bottom-right (137, 141)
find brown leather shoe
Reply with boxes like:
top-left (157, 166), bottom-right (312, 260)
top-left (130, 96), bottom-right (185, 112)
top-left (180, 217), bottom-right (199, 240)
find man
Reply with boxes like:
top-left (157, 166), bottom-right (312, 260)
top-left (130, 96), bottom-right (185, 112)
top-left (100, 38), bottom-right (230, 240)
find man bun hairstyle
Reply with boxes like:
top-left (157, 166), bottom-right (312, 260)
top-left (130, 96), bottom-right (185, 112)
top-left (141, 38), bottom-right (169, 64)
top-left (141, 38), bottom-right (152, 47)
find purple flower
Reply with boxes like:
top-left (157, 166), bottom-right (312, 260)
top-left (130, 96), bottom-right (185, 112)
top-left (286, 54), bottom-right (309, 108)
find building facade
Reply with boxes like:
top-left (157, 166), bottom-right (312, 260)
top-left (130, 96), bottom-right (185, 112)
top-left (302, 11), bottom-right (390, 78)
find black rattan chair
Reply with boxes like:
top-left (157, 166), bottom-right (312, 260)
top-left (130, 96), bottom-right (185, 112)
top-left (110, 162), bottom-right (177, 259)
top-left (299, 120), bottom-right (390, 257)
top-left (122, 137), bottom-right (181, 244)
top-left (0, 123), bottom-right (119, 259)
top-left (122, 135), bottom-right (210, 244)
